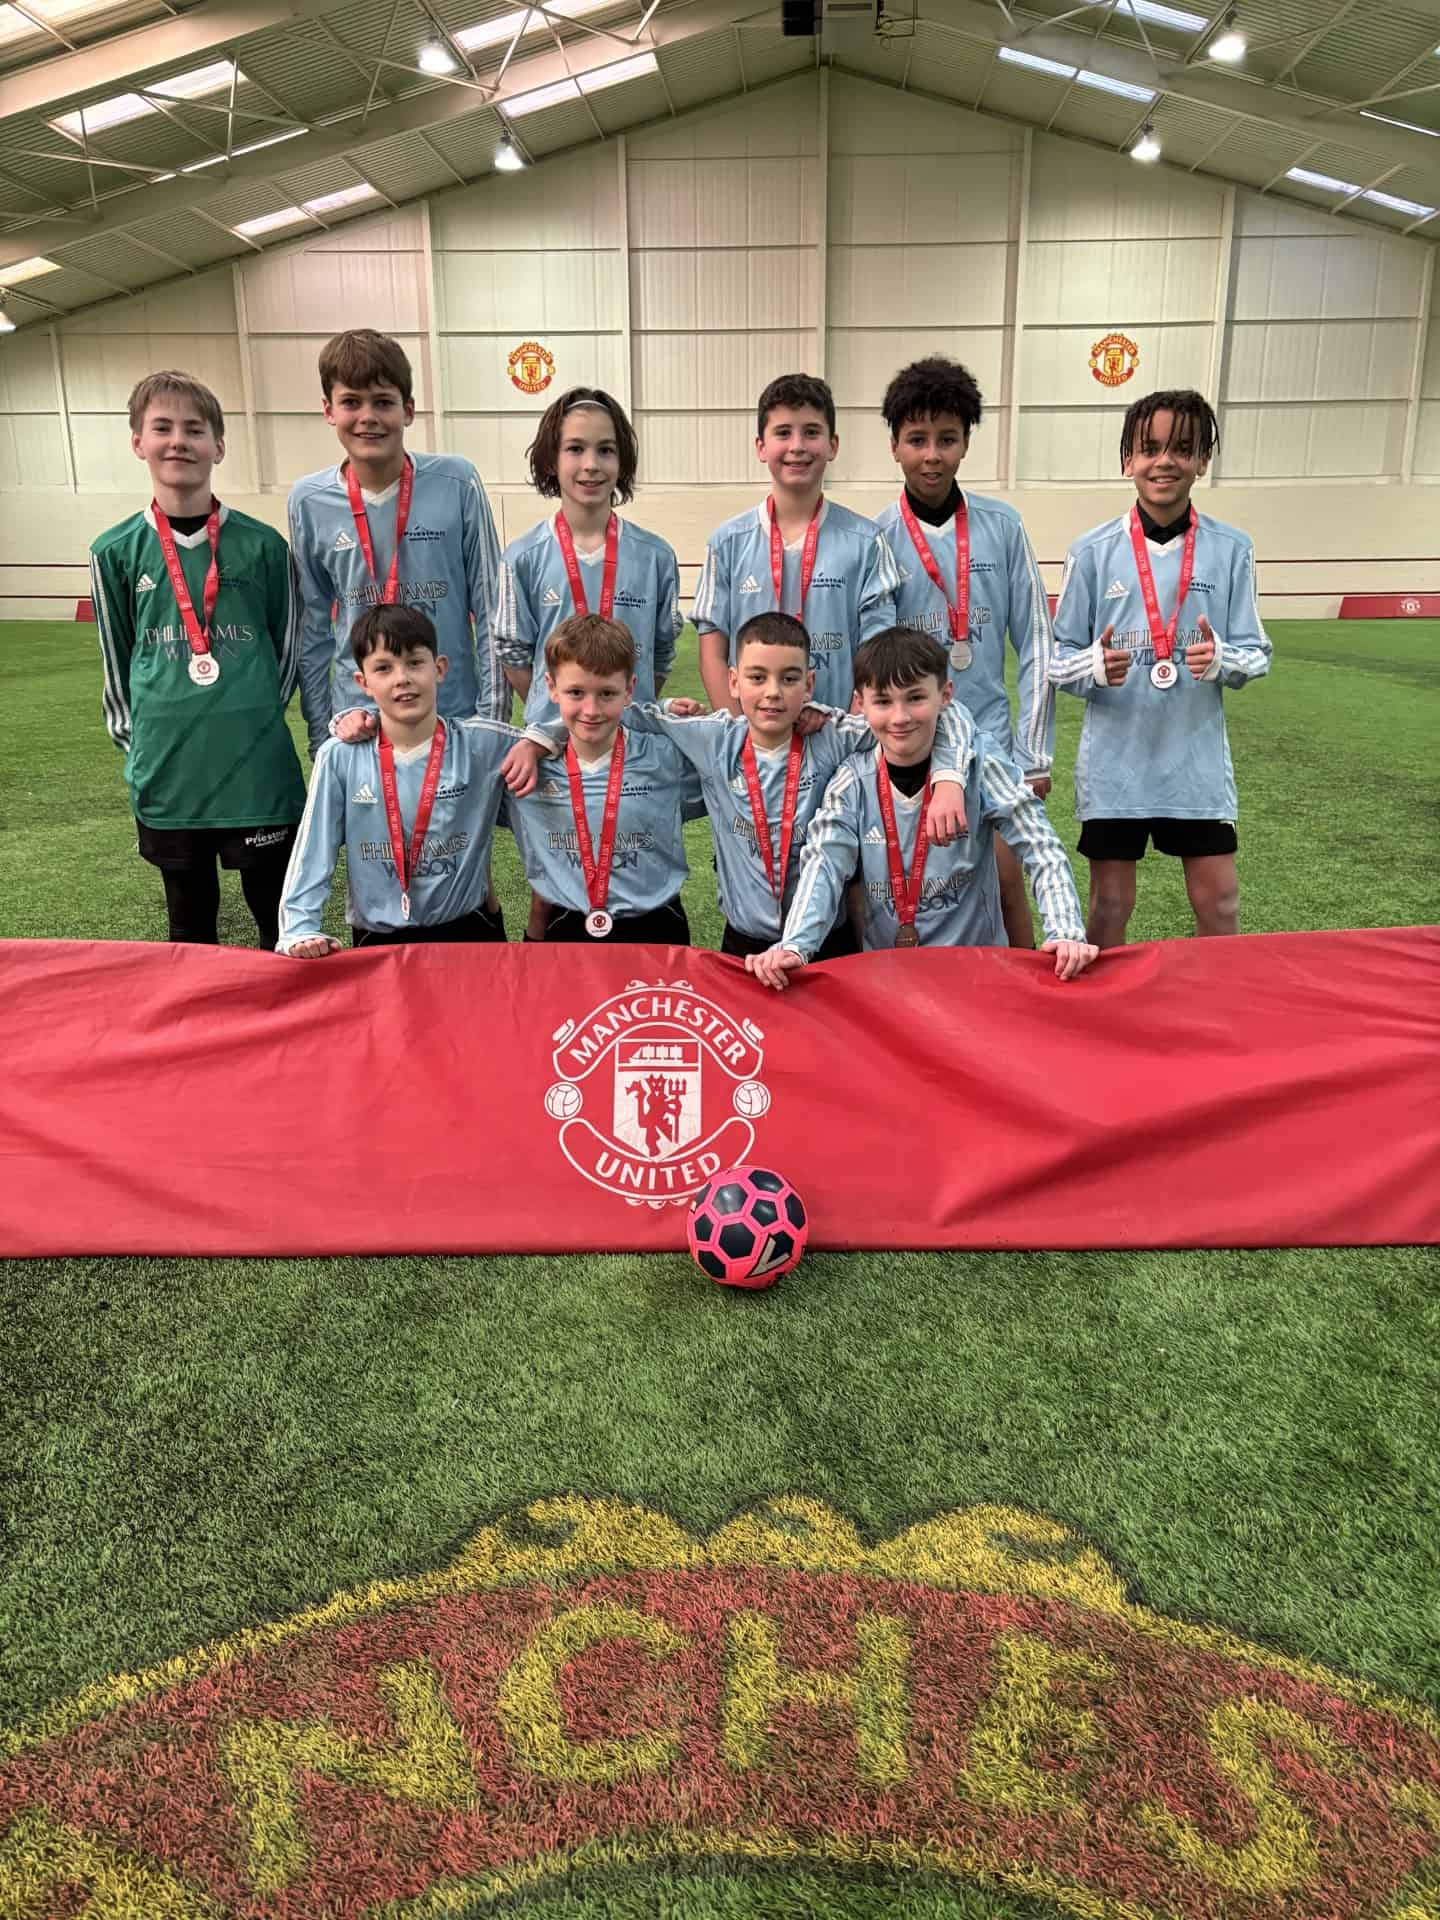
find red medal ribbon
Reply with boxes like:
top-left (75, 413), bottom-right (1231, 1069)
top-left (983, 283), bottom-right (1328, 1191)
top-left (565, 728), bottom-right (626, 918)
top-left (554, 511), bottom-right (618, 620)
top-left (767, 498), bottom-right (822, 619)
top-left (344, 455), bottom-right (414, 606)
top-left (898, 491), bottom-right (968, 646)
top-left (1128, 503), bottom-right (1196, 663)
top-left (152, 497), bottom-right (221, 659)
top-left (377, 719), bottom-right (446, 920)
top-left (741, 732), bottom-right (804, 900)
top-left (875, 758), bottom-right (931, 939)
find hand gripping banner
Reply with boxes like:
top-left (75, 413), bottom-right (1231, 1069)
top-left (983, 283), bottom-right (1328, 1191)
top-left (1, 928), bottom-right (1436, 1255)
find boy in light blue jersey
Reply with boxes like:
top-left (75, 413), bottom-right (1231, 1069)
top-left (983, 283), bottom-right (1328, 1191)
top-left (277, 605), bottom-right (527, 953)
top-left (496, 385), bottom-right (681, 728)
top-left (748, 630), bottom-right (1097, 988)
top-left (503, 614), bottom-right (702, 945)
top-left (287, 330), bottom-right (504, 753)
top-left (693, 373), bottom-right (897, 714)
top-left (875, 356), bottom-right (1054, 950)
top-left (1049, 389), bottom-right (1271, 948)
top-left (516, 611), bottom-right (972, 958)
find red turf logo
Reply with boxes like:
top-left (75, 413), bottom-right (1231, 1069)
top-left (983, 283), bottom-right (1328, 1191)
top-left (3, 1496), bottom-right (1439, 1918)
top-left (544, 979), bottom-right (771, 1207)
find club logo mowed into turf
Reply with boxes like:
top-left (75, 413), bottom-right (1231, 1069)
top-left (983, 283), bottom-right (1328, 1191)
top-left (544, 979), bottom-right (772, 1207)
top-left (4, 1498), bottom-right (1440, 1919)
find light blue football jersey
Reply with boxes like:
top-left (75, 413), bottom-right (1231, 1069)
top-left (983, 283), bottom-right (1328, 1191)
top-left (1049, 510), bottom-right (1272, 821)
top-left (506, 729), bottom-right (702, 917)
top-left (692, 499), bottom-right (899, 709)
top-left (276, 718), bottom-right (522, 948)
top-left (287, 452), bottom-right (504, 752)
top-left (493, 515), bottom-right (682, 726)
top-left (781, 735), bottom-right (1085, 960)
top-left (875, 490), bottom-right (1055, 774)
top-left (527, 700), bottom-right (974, 943)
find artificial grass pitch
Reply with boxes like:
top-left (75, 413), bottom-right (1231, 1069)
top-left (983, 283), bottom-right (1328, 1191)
top-left (1, 618), bottom-right (1439, 1917)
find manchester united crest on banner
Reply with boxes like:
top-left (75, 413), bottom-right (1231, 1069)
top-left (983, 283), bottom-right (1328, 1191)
top-left (507, 340), bottom-right (555, 395)
top-left (1089, 331), bottom-right (1139, 387)
top-left (544, 979), bottom-right (772, 1206)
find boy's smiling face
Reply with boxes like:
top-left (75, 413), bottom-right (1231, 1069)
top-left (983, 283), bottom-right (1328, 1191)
top-left (354, 641), bottom-right (446, 728)
top-left (860, 672), bottom-right (953, 767)
top-left (892, 410), bottom-right (969, 507)
top-left (325, 379), bottom-right (415, 470)
top-left (755, 405), bottom-right (837, 498)
top-left (546, 662), bottom-right (635, 758)
top-left (132, 395), bottom-right (223, 493)
top-left (729, 640), bottom-right (815, 748)
top-left (1124, 406), bottom-right (1209, 521)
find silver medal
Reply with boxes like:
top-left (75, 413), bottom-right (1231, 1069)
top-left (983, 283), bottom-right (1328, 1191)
top-left (188, 652), bottom-right (220, 687)
top-left (585, 909), bottom-right (613, 939)
top-left (1150, 658), bottom-right (1179, 690)
top-left (949, 641), bottom-right (973, 672)
top-left (401, 890), bottom-right (411, 921)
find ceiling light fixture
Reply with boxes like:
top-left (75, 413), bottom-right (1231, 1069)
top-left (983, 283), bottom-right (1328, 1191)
top-left (418, 41), bottom-right (456, 73)
top-left (1114, 0), bottom-right (1206, 32)
top-left (1286, 166), bottom-right (1360, 193)
top-left (0, 293), bottom-right (14, 334)
top-left (1131, 122), bottom-right (1161, 161)
top-left (494, 132), bottom-right (527, 170)
top-left (0, 254), bottom-right (58, 285)
top-left (1208, 9), bottom-right (1246, 62)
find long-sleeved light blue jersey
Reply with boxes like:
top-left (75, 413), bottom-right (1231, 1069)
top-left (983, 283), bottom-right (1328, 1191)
top-left (692, 500), bottom-right (899, 709)
top-left (287, 453), bottom-right (504, 752)
top-left (875, 490), bottom-right (1055, 774)
top-left (1049, 510), bottom-right (1272, 821)
top-left (276, 718), bottom-right (522, 948)
top-left (493, 515), bottom-right (683, 727)
top-left (506, 731), bottom-right (701, 917)
top-left (781, 735), bottom-right (1086, 960)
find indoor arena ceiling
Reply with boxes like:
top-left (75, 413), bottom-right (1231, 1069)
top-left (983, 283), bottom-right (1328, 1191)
top-left (0, 0), bottom-right (1437, 324)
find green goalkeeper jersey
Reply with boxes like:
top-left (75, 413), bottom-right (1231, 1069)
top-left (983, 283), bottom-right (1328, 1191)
top-left (89, 504), bottom-right (306, 831)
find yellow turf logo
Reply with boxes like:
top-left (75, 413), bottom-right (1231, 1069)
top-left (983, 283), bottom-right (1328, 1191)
top-left (3, 1497), bottom-right (1438, 1917)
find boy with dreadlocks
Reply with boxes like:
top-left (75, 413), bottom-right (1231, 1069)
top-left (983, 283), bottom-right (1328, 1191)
top-left (1049, 388), bottom-right (1271, 947)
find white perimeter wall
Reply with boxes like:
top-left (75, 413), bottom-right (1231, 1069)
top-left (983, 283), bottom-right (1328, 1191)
top-left (2, 70), bottom-right (1436, 619)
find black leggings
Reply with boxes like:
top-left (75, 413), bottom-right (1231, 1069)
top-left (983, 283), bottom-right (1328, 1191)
top-left (353, 904), bottom-right (508, 947)
top-left (160, 863), bottom-right (285, 950)
top-left (543, 897), bottom-right (691, 946)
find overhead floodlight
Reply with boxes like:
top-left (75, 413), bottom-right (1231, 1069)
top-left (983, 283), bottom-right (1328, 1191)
top-left (494, 133), bottom-right (527, 170)
top-left (418, 42), bottom-right (456, 73)
top-left (1115, 0), bottom-right (1206, 31)
top-left (1076, 69), bottom-right (1156, 102)
top-left (233, 206), bottom-right (308, 238)
top-left (578, 51), bottom-right (659, 92)
top-left (0, 294), bottom-right (14, 333)
top-left (304, 184), bottom-right (379, 215)
top-left (1286, 166), bottom-right (1360, 193)
top-left (0, 254), bottom-right (58, 284)
top-left (1364, 188), bottom-right (1436, 217)
top-left (1131, 122), bottom-right (1161, 161)
top-left (1208, 9), bottom-right (1245, 62)
top-left (997, 47), bottom-right (1075, 79)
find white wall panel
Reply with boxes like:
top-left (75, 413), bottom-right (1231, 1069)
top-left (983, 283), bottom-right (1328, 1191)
top-left (1016, 410), bottom-right (1127, 485)
top-left (828, 72), bottom-right (1016, 157)
top-left (0, 411), bottom-right (68, 488)
top-left (57, 269), bottom-right (236, 338)
top-left (628, 77), bottom-right (818, 161)
top-left (248, 333), bottom-right (430, 412)
top-left (827, 329), bottom-right (1007, 406)
top-left (1025, 238), bottom-right (1218, 325)
top-left (241, 244), bottom-right (426, 335)
top-left (1232, 232), bottom-right (1425, 322)
top-left (61, 333), bottom-right (244, 414)
top-left (1219, 403), bottom-right (1408, 479)
top-left (1413, 402), bottom-right (1440, 476)
top-left (432, 150), bottom-right (620, 250)
top-left (1022, 324), bottom-right (1211, 407)
top-left (828, 244), bottom-right (1010, 327)
top-left (439, 249), bottom-right (623, 332)
top-left (0, 329), bottom-right (58, 412)
top-left (629, 155), bottom-right (824, 249)
top-left (631, 249), bottom-right (819, 330)
top-left (635, 411), bottom-right (764, 486)
top-left (828, 153), bottom-right (1015, 246)
top-left (1225, 320), bottom-right (1416, 403)
top-left (1029, 138), bottom-right (1224, 242)
top-left (634, 330), bottom-right (818, 411)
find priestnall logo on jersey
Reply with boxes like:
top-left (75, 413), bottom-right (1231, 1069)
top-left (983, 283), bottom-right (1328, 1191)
top-left (543, 979), bottom-right (771, 1207)
top-left (507, 340), bottom-right (555, 396)
top-left (1089, 331), bottom-right (1139, 387)
top-left (6, 1492), bottom-right (1437, 1919)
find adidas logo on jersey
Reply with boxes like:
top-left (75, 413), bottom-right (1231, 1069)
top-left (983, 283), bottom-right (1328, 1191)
top-left (352, 782), bottom-right (377, 804)
top-left (542, 587), bottom-right (563, 606)
top-left (1103, 579), bottom-right (1127, 600)
top-left (334, 530), bottom-right (356, 553)
top-left (739, 574), bottom-right (762, 594)
top-left (864, 825), bottom-right (885, 845)
top-left (136, 573), bottom-right (156, 593)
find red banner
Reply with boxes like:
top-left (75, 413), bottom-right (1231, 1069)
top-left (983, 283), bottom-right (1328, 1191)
top-left (2, 930), bottom-right (1436, 1255)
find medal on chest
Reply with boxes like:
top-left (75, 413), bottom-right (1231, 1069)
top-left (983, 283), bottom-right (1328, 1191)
top-left (153, 498), bottom-right (223, 689)
top-left (565, 732), bottom-right (626, 937)
top-left (1128, 505), bottom-right (1196, 693)
top-left (900, 492), bottom-right (971, 672)
top-left (875, 759), bottom-right (931, 950)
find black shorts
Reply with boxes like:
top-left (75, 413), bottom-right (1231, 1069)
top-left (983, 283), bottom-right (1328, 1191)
top-left (137, 821), bottom-right (298, 872)
top-left (544, 896), bottom-right (690, 946)
top-left (721, 920), bottom-right (860, 962)
top-left (353, 903), bottom-right (508, 947)
top-left (1078, 817), bottom-right (1238, 862)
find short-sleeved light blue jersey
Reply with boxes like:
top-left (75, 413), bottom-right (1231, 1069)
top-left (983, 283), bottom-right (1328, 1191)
top-left (781, 735), bottom-right (1086, 960)
top-left (1049, 510), bottom-right (1271, 821)
top-left (493, 515), bottom-right (682, 726)
top-left (692, 500), bottom-right (899, 709)
top-left (287, 452), bottom-right (504, 752)
top-left (875, 490), bottom-right (1055, 774)
top-left (528, 700), bottom-right (974, 943)
top-left (506, 730), bottom-right (702, 917)
top-left (276, 718), bottom-right (521, 948)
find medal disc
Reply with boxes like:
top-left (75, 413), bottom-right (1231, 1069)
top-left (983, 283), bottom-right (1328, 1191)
top-left (585, 909), bottom-right (613, 939)
top-left (894, 923), bottom-right (920, 949)
top-left (188, 652), bottom-right (220, 687)
top-left (1150, 658), bottom-right (1179, 690)
top-left (949, 642), bottom-right (973, 672)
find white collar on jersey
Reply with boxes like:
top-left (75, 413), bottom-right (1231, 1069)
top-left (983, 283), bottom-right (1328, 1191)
top-left (143, 502), bottom-right (230, 545)
top-left (333, 458), bottom-right (413, 505)
top-left (548, 514), bottom-right (621, 557)
top-left (390, 735), bottom-right (439, 764)
top-left (753, 497), bottom-right (830, 546)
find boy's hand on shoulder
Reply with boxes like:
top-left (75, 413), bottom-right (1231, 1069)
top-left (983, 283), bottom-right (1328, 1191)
top-left (664, 697), bottom-right (707, 718)
top-left (1186, 615), bottom-right (1217, 678)
top-left (333, 709), bottom-right (378, 744)
top-left (1025, 772), bottom-right (1052, 800)
top-left (926, 784), bottom-right (968, 846)
top-left (745, 946), bottom-right (805, 991)
top-left (286, 936), bottom-right (342, 959)
top-left (795, 706), bottom-right (829, 738)
top-left (501, 739), bottom-right (547, 796)
top-left (1041, 938), bottom-right (1100, 982)
top-left (1099, 625), bottom-right (1130, 686)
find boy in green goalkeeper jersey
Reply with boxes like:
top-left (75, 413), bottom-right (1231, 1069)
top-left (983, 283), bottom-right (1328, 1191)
top-left (90, 372), bottom-right (306, 948)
